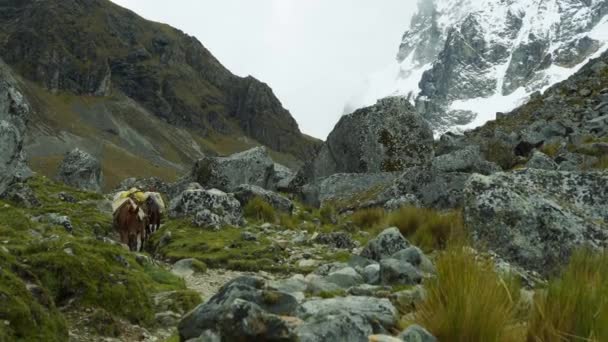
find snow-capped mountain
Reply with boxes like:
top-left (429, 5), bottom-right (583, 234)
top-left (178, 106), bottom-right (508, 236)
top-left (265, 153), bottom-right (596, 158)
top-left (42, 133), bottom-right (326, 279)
top-left (349, 0), bottom-right (608, 135)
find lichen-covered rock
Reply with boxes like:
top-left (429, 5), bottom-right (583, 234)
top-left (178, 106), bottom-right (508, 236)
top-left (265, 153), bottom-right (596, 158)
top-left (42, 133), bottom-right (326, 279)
top-left (272, 163), bottom-right (296, 191)
top-left (464, 169), bottom-right (608, 274)
top-left (360, 227), bottom-right (410, 261)
top-left (432, 145), bottom-right (500, 175)
top-left (313, 232), bottom-right (357, 249)
top-left (526, 150), bottom-right (558, 170)
top-left (379, 166), bottom-right (471, 210)
top-left (190, 147), bottom-right (275, 192)
top-left (0, 182), bottom-right (40, 208)
top-left (297, 97), bottom-right (434, 183)
top-left (178, 276), bottom-right (298, 341)
top-left (0, 59), bottom-right (31, 196)
top-left (56, 148), bottom-right (103, 192)
top-left (300, 172), bottom-right (399, 208)
top-left (234, 184), bottom-right (294, 213)
top-left (296, 312), bottom-right (374, 342)
top-left (379, 259), bottom-right (422, 286)
top-left (169, 186), bottom-right (243, 228)
top-left (399, 324), bottom-right (437, 342)
top-left (324, 267), bottom-right (365, 289)
top-left (298, 296), bottom-right (398, 333)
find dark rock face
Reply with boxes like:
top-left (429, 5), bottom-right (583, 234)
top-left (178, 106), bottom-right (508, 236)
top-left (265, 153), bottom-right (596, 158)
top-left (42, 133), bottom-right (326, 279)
top-left (297, 97), bottom-right (434, 183)
top-left (0, 58), bottom-right (31, 196)
top-left (464, 169), bottom-right (608, 275)
top-left (0, 0), bottom-right (319, 161)
top-left (56, 149), bottom-right (103, 192)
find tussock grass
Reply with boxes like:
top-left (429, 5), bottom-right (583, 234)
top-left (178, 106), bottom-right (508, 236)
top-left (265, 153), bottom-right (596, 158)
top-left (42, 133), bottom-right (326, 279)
top-left (387, 207), bottom-right (466, 251)
top-left (243, 197), bottom-right (276, 223)
top-left (351, 207), bottom-right (386, 229)
top-left (408, 246), bottom-right (524, 342)
top-left (527, 250), bottom-right (608, 342)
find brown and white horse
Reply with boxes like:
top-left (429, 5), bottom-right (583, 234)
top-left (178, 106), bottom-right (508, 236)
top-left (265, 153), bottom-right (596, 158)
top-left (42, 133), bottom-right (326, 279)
top-left (114, 198), bottom-right (147, 252)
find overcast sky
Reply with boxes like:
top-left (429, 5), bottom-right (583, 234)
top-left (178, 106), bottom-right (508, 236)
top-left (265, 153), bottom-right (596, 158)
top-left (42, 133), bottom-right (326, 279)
top-left (110, 0), bottom-right (415, 139)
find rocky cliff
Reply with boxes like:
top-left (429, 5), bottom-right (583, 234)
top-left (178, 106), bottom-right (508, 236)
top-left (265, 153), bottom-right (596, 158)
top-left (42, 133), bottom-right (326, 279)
top-left (351, 0), bottom-right (608, 135)
top-left (0, 0), bottom-right (320, 189)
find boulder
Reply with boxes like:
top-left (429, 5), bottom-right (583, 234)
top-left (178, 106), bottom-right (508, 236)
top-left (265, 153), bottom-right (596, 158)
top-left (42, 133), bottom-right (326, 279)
top-left (391, 247), bottom-right (435, 274)
top-left (324, 267), bottom-right (365, 289)
top-left (360, 227), bottom-right (410, 261)
top-left (399, 324), bottom-right (437, 342)
top-left (169, 185), bottom-right (243, 229)
top-left (300, 172), bottom-right (399, 208)
top-left (178, 276), bottom-right (298, 341)
top-left (526, 150), bottom-right (558, 170)
top-left (272, 163), bottom-right (296, 191)
top-left (56, 148), bottom-right (103, 192)
top-left (378, 166), bottom-right (471, 210)
top-left (362, 264), bottom-right (381, 285)
top-left (379, 259), bottom-right (422, 286)
top-left (304, 274), bottom-right (343, 296)
top-left (190, 147), bottom-right (275, 192)
top-left (464, 169), bottom-right (608, 274)
top-left (298, 296), bottom-right (398, 332)
top-left (234, 184), bottom-right (294, 213)
top-left (0, 182), bottom-right (40, 208)
top-left (296, 313), bottom-right (374, 342)
top-left (297, 97), bottom-right (434, 183)
top-left (432, 145), bottom-right (500, 175)
top-left (0, 59), bottom-right (31, 196)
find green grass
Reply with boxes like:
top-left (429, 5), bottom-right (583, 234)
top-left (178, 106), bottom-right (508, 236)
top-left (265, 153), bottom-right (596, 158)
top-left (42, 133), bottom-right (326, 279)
top-left (528, 249), bottom-right (608, 342)
top-left (243, 197), bottom-right (276, 223)
top-left (407, 245), bottom-right (524, 342)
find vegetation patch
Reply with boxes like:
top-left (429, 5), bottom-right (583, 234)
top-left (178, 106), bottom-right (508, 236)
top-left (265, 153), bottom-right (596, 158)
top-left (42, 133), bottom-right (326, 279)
top-left (244, 197), bottom-right (276, 223)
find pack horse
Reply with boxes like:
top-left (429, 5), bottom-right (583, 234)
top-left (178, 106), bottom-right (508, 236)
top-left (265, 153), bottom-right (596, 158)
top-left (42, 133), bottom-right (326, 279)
top-left (112, 188), bottom-right (166, 251)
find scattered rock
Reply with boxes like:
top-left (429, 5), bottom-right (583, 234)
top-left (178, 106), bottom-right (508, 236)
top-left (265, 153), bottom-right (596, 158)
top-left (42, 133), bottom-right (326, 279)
top-left (56, 148), bottom-right (103, 192)
top-left (360, 227), bottom-right (410, 261)
top-left (526, 150), bottom-right (558, 170)
top-left (324, 267), bottom-right (365, 288)
top-left (0, 182), bottom-right (40, 208)
top-left (379, 259), bottom-right (422, 286)
top-left (313, 232), bottom-right (357, 249)
top-left (296, 312), bottom-right (374, 342)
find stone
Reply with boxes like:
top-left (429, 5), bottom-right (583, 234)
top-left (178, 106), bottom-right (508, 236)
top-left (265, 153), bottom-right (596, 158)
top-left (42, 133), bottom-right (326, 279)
top-left (241, 231), bottom-right (257, 241)
top-left (324, 267), bottom-right (365, 288)
top-left (384, 195), bottom-right (421, 211)
top-left (399, 324), bottom-right (437, 342)
top-left (391, 247), bottom-right (435, 274)
top-left (378, 166), bottom-right (471, 210)
top-left (305, 274), bottom-right (343, 295)
top-left (156, 311), bottom-right (182, 328)
top-left (432, 145), bottom-right (500, 175)
top-left (379, 259), bottom-right (422, 286)
top-left (296, 313), bottom-right (374, 342)
top-left (56, 148), bottom-right (103, 192)
top-left (0, 59), bottom-right (31, 197)
top-left (0, 182), bottom-right (40, 208)
top-left (313, 232), bottom-right (357, 249)
top-left (178, 276), bottom-right (298, 340)
top-left (312, 262), bottom-right (349, 276)
top-left (362, 264), bottom-right (381, 285)
top-left (360, 227), bottom-right (410, 261)
top-left (190, 147), bottom-right (275, 192)
top-left (169, 186), bottom-right (243, 228)
top-left (464, 169), bottom-right (608, 274)
top-left (526, 150), bottom-right (558, 170)
top-left (391, 286), bottom-right (426, 314)
top-left (34, 213), bottom-right (74, 233)
top-left (171, 259), bottom-right (200, 277)
top-left (298, 296), bottom-right (398, 332)
top-left (57, 191), bottom-right (77, 203)
top-left (234, 184), bottom-right (294, 213)
top-left (272, 163), bottom-right (296, 191)
top-left (296, 97), bottom-right (434, 183)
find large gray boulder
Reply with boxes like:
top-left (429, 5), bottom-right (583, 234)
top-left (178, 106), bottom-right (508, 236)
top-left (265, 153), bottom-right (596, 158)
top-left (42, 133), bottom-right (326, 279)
top-left (464, 169), bottom-right (608, 274)
top-left (297, 97), bottom-right (434, 183)
top-left (178, 276), bottom-right (299, 341)
top-left (0, 59), bottom-right (31, 196)
top-left (300, 172), bottom-right (399, 208)
top-left (432, 145), bottom-right (500, 175)
top-left (526, 150), bottom-right (558, 170)
top-left (360, 227), bottom-right (410, 262)
top-left (378, 166), bottom-right (471, 210)
top-left (190, 147), bottom-right (275, 192)
top-left (296, 312), bottom-right (374, 342)
top-left (56, 149), bottom-right (103, 192)
top-left (298, 296), bottom-right (398, 332)
top-left (234, 184), bottom-right (294, 213)
top-left (169, 184), bottom-right (243, 228)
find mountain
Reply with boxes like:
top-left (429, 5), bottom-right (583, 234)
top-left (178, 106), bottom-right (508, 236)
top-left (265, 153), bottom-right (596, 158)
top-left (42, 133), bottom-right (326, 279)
top-left (0, 0), bottom-right (320, 189)
top-left (349, 0), bottom-right (608, 135)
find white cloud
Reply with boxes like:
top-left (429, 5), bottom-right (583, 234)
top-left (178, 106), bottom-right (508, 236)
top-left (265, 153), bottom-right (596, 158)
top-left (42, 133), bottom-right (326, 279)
top-left (110, 0), bottom-right (415, 139)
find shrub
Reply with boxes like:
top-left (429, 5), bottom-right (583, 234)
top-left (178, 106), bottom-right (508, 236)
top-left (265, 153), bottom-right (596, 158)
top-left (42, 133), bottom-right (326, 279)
top-left (244, 197), bottom-right (276, 223)
top-left (351, 207), bottom-right (386, 229)
top-left (408, 246), bottom-right (523, 342)
top-left (527, 250), bottom-right (608, 342)
top-left (387, 207), bottom-right (466, 251)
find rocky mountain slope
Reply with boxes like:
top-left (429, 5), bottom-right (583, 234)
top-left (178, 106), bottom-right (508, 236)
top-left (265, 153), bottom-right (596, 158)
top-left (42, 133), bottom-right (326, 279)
top-left (351, 0), bottom-right (608, 135)
top-left (0, 0), bottom-right (320, 189)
